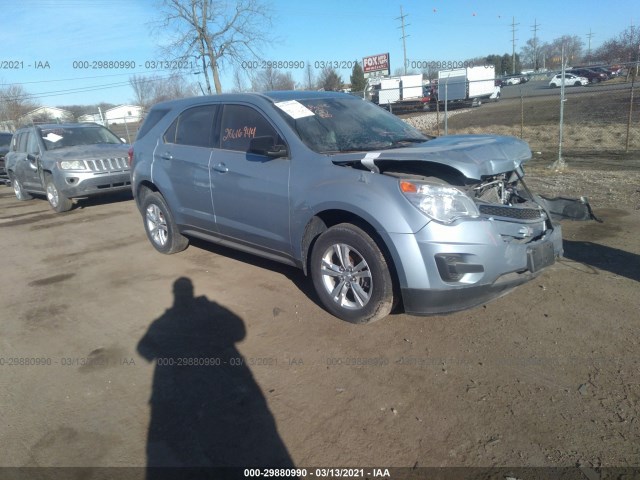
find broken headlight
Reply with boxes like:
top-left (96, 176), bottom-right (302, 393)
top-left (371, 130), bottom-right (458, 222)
top-left (400, 180), bottom-right (479, 224)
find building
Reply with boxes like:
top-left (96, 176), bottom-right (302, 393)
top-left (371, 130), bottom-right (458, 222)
top-left (104, 105), bottom-right (143, 124)
top-left (19, 106), bottom-right (73, 125)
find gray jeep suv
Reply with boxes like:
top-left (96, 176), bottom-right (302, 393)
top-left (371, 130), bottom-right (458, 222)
top-left (131, 91), bottom-right (563, 323)
top-left (5, 123), bottom-right (131, 212)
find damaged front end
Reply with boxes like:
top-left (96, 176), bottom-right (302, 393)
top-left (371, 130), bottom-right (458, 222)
top-left (333, 134), bottom-right (599, 314)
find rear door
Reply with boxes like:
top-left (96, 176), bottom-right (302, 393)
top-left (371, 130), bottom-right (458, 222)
top-left (154, 104), bottom-right (218, 232)
top-left (210, 103), bottom-right (291, 256)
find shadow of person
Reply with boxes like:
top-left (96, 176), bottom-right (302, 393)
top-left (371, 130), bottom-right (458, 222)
top-left (138, 277), bottom-right (295, 477)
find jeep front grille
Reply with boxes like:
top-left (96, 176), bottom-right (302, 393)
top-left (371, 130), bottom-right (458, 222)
top-left (85, 157), bottom-right (129, 172)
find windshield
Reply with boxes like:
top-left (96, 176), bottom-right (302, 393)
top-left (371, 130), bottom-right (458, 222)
top-left (0, 133), bottom-right (12, 147)
top-left (274, 97), bottom-right (429, 153)
top-left (39, 126), bottom-right (122, 150)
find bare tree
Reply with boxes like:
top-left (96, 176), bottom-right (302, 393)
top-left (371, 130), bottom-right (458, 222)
top-left (547, 35), bottom-right (584, 68)
top-left (129, 73), bottom-right (198, 109)
top-left (155, 0), bottom-right (273, 94)
top-left (0, 84), bottom-right (38, 126)
top-left (130, 75), bottom-right (157, 111)
top-left (595, 25), bottom-right (640, 68)
top-left (250, 67), bottom-right (295, 92)
top-left (231, 68), bottom-right (248, 92)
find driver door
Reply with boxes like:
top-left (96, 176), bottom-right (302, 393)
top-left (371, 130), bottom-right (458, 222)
top-left (210, 104), bottom-right (291, 257)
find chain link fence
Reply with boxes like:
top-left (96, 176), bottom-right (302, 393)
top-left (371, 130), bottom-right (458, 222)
top-left (403, 65), bottom-right (640, 162)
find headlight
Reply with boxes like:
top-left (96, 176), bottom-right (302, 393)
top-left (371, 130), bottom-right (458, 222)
top-left (400, 180), bottom-right (479, 223)
top-left (59, 160), bottom-right (87, 170)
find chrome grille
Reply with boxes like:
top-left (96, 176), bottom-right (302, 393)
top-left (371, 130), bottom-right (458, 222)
top-left (479, 204), bottom-right (543, 220)
top-left (86, 157), bottom-right (129, 172)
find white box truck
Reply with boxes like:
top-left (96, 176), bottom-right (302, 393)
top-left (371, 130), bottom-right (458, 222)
top-left (436, 66), bottom-right (500, 107)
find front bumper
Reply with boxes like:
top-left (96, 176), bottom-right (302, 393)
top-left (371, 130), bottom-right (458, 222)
top-left (54, 170), bottom-right (131, 198)
top-left (389, 218), bottom-right (563, 315)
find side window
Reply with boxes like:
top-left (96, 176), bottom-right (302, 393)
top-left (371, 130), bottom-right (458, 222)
top-left (17, 132), bottom-right (28, 153)
top-left (26, 133), bottom-right (40, 155)
top-left (219, 105), bottom-right (280, 153)
top-left (164, 105), bottom-right (216, 148)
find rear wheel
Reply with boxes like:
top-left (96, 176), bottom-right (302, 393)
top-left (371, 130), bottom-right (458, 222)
top-left (45, 173), bottom-right (72, 213)
top-left (310, 224), bottom-right (394, 324)
top-left (11, 175), bottom-right (33, 200)
top-left (141, 191), bottom-right (189, 254)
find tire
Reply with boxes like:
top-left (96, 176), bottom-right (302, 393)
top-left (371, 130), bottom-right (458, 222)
top-left (44, 173), bottom-right (72, 213)
top-left (10, 175), bottom-right (33, 200)
top-left (141, 191), bottom-right (189, 254)
top-left (574, 81), bottom-right (581, 86)
top-left (310, 223), bottom-right (394, 324)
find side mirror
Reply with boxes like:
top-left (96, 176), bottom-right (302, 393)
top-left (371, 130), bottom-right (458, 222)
top-left (27, 153), bottom-right (38, 163)
top-left (249, 136), bottom-right (288, 158)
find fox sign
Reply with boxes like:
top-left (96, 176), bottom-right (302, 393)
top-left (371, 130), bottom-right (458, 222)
top-left (363, 53), bottom-right (390, 74)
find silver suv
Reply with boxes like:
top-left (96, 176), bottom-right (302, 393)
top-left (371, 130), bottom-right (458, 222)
top-left (131, 92), bottom-right (563, 323)
top-left (5, 123), bottom-right (131, 212)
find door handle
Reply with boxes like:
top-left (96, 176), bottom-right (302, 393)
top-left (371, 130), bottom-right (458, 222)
top-left (213, 163), bottom-right (228, 173)
top-left (160, 152), bottom-right (173, 160)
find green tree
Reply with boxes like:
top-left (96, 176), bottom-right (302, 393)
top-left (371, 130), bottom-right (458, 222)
top-left (350, 62), bottom-right (366, 94)
top-left (318, 67), bottom-right (343, 91)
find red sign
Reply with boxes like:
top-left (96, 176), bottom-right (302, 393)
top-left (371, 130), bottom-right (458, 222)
top-left (363, 53), bottom-right (390, 74)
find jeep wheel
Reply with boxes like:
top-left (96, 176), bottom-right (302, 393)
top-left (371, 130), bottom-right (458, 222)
top-left (141, 192), bottom-right (188, 254)
top-left (45, 173), bottom-right (72, 213)
top-left (11, 175), bottom-right (33, 201)
top-left (310, 224), bottom-right (394, 324)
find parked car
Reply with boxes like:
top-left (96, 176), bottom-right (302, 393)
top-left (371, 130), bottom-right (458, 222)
top-left (131, 92), bottom-right (563, 324)
top-left (502, 75), bottom-right (529, 86)
top-left (586, 66), bottom-right (612, 79)
top-left (5, 123), bottom-right (131, 212)
top-left (503, 76), bottom-right (522, 86)
top-left (0, 131), bottom-right (12, 180)
top-left (567, 68), bottom-right (608, 83)
top-left (549, 73), bottom-right (589, 87)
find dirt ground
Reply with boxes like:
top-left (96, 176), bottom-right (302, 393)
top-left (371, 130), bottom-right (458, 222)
top-left (0, 156), bottom-right (639, 477)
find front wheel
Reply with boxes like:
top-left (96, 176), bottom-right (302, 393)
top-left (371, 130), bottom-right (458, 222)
top-left (310, 224), bottom-right (394, 324)
top-left (45, 173), bottom-right (72, 213)
top-left (11, 175), bottom-right (33, 200)
top-left (141, 191), bottom-right (189, 254)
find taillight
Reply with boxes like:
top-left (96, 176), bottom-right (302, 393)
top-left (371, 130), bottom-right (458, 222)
top-left (128, 146), bottom-right (134, 167)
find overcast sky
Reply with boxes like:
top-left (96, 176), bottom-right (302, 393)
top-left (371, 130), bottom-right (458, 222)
top-left (2, 0), bottom-right (638, 106)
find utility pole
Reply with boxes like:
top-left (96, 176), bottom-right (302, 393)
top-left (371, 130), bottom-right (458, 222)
top-left (397, 6), bottom-right (410, 75)
top-left (511, 17), bottom-right (519, 74)
top-left (586, 29), bottom-right (595, 65)
top-left (531, 19), bottom-right (540, 70)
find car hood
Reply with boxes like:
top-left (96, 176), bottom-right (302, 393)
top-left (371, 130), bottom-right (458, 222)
top-left (331, 134), bottom-right (531, 180)
top-left (43, 144), bottom-right (130, 161)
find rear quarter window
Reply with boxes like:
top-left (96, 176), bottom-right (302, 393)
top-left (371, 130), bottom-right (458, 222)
top-left (136, 108), bottom-right (171, 140)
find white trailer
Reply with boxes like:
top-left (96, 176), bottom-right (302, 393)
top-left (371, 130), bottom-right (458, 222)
top-left (366, 74), bottom-right (428, 112)
top-left (436, 66), bottom-right (499, 106)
